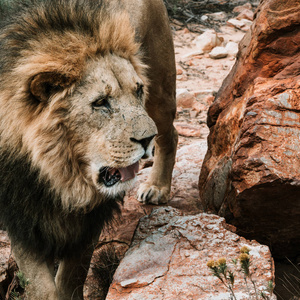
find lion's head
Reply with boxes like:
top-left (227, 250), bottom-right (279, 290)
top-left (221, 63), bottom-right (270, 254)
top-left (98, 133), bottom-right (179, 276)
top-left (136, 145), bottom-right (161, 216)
top-left (0, 1), bottom-right (157, 210)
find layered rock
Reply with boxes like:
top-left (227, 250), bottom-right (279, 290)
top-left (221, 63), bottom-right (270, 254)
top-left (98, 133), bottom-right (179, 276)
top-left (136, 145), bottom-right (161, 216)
top-left (106, 207), bottom-right (276, 300)
top-left (199, 0), bottom-right (300, 258)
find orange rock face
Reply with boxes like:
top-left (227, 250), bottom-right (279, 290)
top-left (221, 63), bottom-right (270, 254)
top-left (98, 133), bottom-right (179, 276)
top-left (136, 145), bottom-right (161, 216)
top-left (199, 0), bottom-right (300, 258)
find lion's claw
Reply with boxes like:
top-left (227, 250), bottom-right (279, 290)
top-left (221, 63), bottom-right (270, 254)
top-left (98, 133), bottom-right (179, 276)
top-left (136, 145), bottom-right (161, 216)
top-left (137, 183), bottom-right (169, 205)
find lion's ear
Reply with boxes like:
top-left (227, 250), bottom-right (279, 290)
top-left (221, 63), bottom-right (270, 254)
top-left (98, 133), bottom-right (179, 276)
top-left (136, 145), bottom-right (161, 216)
top-left (30, 72), bottom-right (72, 102)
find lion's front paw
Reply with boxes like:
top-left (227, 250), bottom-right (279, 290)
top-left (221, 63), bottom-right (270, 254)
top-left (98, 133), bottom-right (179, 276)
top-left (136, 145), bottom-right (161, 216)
top-left (137, 182), bottom-right (170, 205)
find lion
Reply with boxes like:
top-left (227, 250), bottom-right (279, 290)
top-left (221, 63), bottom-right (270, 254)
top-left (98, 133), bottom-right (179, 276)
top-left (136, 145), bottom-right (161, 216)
top-left (0, 0), bottom-right (177, 299)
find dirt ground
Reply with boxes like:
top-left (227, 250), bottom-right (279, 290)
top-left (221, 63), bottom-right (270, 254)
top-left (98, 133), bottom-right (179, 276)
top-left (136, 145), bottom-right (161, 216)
top-left (172, 24), bottom-right (246, 148)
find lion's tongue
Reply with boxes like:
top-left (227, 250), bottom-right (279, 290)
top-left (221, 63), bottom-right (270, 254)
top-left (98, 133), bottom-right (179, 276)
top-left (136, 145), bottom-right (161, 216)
top-left (118, 161), bottom-right (139, 182)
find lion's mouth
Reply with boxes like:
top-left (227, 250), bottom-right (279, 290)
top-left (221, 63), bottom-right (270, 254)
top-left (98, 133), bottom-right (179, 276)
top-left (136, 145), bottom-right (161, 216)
top-left (98, 161), bottom-right (139, 187)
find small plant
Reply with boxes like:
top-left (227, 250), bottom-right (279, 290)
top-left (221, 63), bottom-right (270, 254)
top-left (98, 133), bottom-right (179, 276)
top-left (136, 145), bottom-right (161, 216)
top-left (10, 290), bottom-right (21, 300)
top-left (207, 246), bottom-right (274, 300)
top-left (16, 271), bottom-right (30, 291)
top-left (6, 271), bottom-right (29, 300)
top-left (207, 258), bottom-right (237, 300)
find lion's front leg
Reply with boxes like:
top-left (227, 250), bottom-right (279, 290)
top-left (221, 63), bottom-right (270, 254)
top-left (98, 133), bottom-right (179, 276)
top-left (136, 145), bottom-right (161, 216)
top-left (55, 245), bottom-right (95, 300)
top-left (12, 245), bottom-right (59, 300)
top-left (137, 65), bottom-right (178, 205)
top-left (135, 0), bottom-right (178, 205)
top-left (138, 123), bottom-right (178, 205)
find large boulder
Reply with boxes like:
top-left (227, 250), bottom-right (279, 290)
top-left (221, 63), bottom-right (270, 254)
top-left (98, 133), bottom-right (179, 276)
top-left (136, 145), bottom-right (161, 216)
top-left (106, 207), bottom-right (275, 299)
top-left (199, 0), bottom-right (300, 258)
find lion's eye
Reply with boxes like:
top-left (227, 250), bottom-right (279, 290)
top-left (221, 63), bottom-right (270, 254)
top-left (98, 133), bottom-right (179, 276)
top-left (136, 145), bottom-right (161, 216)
top-left (136, 83), bottom-right (144, 99)
top-left (92, 96), bottom-right (110, 110)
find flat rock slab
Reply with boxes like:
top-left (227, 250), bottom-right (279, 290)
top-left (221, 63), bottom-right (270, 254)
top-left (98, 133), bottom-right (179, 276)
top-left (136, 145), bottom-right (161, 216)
top-left (106, 207), bottom-right (275, 300)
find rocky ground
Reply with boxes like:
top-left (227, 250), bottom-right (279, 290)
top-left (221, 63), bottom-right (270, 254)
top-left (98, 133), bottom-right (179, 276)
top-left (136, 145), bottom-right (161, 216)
top-left (173, 23), bottom-right (245, 146)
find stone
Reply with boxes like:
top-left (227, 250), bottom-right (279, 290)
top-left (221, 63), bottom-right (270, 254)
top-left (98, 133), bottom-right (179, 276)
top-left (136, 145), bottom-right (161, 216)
top-left (194, 30), bottom-right (224, 53)
top-left (106, 207), bottom-right (276, 300)
top-left (206, 12), bottom-right (228, 21)
top-left (199, 0), bottom-right (300, 258)
top-left (176, 67), bottom-right (183, 75)
top-left (240, 18), bottom-right (253, 27)
top-left (174, 124), bottom-right (202, 137)
top-left (200, 15), bottom-right (208, 22)
top-left (181, 50), bottom-right (204, 60)
top-left (225, 41), bottom-right (239, 57)
top-left (236, 8), bottom-right (254, 21)
top-left (183, 28), bottom-right (190, 34)
top-left (233, 3), bottom-right (252, 13)
top-left (176, 89), bottom-right (196, 108)
top-left (227, 18), bottom-right (247, 30)
top-left (209, 46), bottom-right (228, 59)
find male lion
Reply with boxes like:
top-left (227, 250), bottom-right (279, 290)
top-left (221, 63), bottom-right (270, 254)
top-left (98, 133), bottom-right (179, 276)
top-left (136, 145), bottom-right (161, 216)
top-left (0, 0), bottom-right (177, 299)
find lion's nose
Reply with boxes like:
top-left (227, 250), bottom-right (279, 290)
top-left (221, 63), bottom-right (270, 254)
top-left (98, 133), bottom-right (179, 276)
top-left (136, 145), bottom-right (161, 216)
top-left (130, 134), bottom-right (156, 151)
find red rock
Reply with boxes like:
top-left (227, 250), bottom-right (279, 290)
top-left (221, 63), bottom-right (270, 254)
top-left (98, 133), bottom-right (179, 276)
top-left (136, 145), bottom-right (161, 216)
top-left (188, 60), bottom-right (194, 66)
top-left (106, 207), bottom-right (276, 300)
top-left (233, 3), bottom-right (252, 13)
top-left (176, 89), bottom-right (196, 108)
top-left (176, 67), bottom-right (183, 75)
top-left (175, 124), bottom-right (202, 137)
top-left (183, 28), bottom-right (190, 34)
top-left (199, 0), bottom-right (300, 258)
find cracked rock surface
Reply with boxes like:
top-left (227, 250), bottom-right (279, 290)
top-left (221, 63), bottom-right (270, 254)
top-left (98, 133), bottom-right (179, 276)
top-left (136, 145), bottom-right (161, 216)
top-left (106, 207), bottom-right (275, 300)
